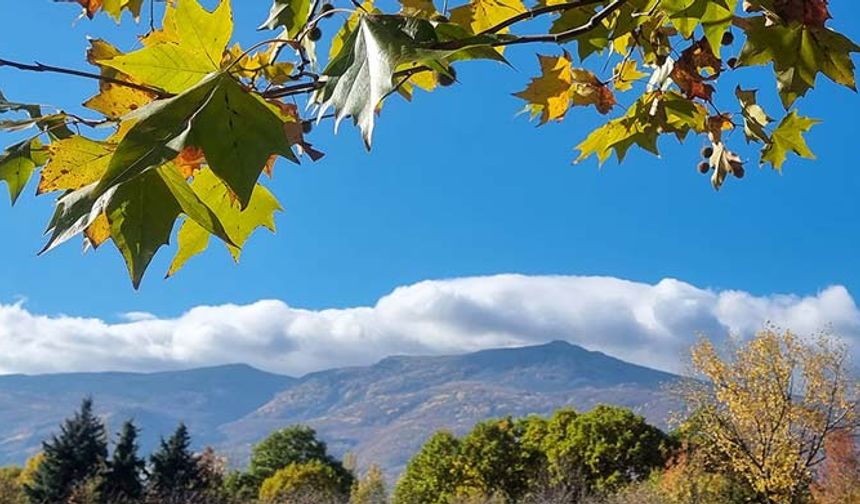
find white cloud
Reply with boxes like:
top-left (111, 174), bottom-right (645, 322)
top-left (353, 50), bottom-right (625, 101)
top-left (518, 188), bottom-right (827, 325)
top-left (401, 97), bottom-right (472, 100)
top-left (0, 275), bottom-right (858, 376)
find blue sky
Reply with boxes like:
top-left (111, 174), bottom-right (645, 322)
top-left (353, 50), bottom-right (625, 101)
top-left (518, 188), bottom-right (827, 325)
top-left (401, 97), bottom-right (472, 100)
top-left (0, 0), bottom-right (858, 324)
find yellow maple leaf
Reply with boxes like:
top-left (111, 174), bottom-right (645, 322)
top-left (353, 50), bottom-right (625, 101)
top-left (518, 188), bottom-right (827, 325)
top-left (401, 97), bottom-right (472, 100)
top-left (85, 213), bottom-right (112, 248)
top-left (39, 137), bottom-right (115, 194)
top-left (613, 60), bottom-right (647, 92)
top-left (97, 0), bottom-right (233, 93)
top-left (513, 52), bottom-right (574, 124)
top-left (450, 0), bottom-right (526, 34)
top-left (83, 39), bottom-right (157, 119)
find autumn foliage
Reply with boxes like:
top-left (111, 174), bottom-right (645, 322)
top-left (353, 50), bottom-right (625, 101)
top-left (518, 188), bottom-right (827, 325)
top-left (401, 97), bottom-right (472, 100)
top-left (0, 0), bottom-right (857, 287)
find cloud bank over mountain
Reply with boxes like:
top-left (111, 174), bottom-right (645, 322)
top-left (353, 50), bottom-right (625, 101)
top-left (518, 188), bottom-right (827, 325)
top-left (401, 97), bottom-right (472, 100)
top-left (1, 275), bottom-right (858, 376)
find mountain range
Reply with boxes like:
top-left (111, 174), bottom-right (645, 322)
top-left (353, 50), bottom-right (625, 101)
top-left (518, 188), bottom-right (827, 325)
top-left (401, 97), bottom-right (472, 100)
top-left (0, 340), bottom-right (679, 477)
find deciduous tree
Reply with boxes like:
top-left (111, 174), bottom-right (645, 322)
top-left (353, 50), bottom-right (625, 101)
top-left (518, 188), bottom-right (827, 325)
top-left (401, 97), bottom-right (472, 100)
top-left (682, 328), bottom-right (859, 504)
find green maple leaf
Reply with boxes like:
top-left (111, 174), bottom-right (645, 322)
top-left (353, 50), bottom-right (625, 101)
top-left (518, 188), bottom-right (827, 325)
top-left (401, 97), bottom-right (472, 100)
top-left (761, 110), bottom-right (819, 170)
top-left (661, 0), bottom-right (738, 56)
top-left (105, 164), bottom-right (233, 288)
top-left (187, 76), bottom-right (297, 207)
top-left (260, 0), bottom-right (312, 36)
top-left (97, 73), bottom-right (296, 208)
top-left (99, 0), bottom-right (232, 93)
top-left (106, 168), bottom-right (183, 289)
top-left (168, 168), bottom-right (282, 277)
top-left (739, 18), bottom-right (859, 108)
top-left (315, 14), bottom-right (501, 148)
top-left (314, 15), bottom-right (439, 148)
top-left (576, 92), bottom-right (704, 164)
top-left (0, 139), bottom-right (48, 204)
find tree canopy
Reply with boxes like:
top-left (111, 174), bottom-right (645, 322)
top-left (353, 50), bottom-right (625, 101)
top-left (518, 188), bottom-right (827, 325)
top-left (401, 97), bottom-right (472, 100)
top-left (0, 0), bottom-right (856, 287)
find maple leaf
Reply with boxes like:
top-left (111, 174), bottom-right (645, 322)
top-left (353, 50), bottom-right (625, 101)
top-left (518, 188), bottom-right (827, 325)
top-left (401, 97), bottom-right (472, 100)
top-left (75, 0), bottom-right (103, 18)
top-left (0, 139), bottom-right (48, 204)
top-left (570, 68), bottom-right (616, 115)
top-left (613, 60), bottom-right (647, 92)
top-left (98, 73), bottom-right (297, 208)
top-left (315, 14), bottom-right (498, 148)
top-left (661, 0), bottom-right (739, 56)
top-left (739, 17), bottom-right (859, 108)
top-left (450, 0), bottom-right (526, 34)
top-left (168, 168), bottom-right (282, 277)
top-left (175, 146), bottom-right (206, 179)
top-left (399, 0), bottom-right (438, 17)
top-left (40, 136), bottom-right (114, 194)
top-left (514, 52), bottom-right (574, 124)
top-left (761, 110), bottom-right (818, 169)
top-left (97, 0), bottom-right (233, 93)
top-left (260, 0), bottom-right (313, 36)
top-left (735, 86), bottom-right (772, 144)
top-left (83, 39), bottom-right (157, 124)
top-left (671, 39), bottom-right (721, 101)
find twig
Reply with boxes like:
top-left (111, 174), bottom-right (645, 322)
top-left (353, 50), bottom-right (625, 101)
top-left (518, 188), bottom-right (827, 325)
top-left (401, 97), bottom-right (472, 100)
top-left (261, 81), bottom-right (325, 99)
top-left (491, 0), bottom-right (628, 47)
top-left (479, 0), bottom-right (608, 35)
top-left (0, 58), bottom-right (168, 97)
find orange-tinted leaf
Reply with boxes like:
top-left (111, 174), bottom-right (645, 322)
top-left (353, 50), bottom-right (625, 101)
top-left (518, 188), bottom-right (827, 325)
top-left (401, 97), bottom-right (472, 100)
top-left (85, 212), bottom-right (111, 248)
top-left (175, 146), bottom-right (206, 179)
top-left (77, 0), bottom-right (103, 17)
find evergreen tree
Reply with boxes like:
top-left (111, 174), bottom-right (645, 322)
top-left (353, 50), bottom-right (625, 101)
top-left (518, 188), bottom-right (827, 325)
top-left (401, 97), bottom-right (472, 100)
top-left (103, 420), bottom-right (145, 503)
top-left (25, 397), bottom-right (108, 504)
top-left (146, 423), bottom-right (201, 501)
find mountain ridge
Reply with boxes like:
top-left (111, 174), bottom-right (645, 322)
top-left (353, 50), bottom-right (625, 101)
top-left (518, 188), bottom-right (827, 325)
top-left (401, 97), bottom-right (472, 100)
top-left (0, 340), bottom-right (679, 477)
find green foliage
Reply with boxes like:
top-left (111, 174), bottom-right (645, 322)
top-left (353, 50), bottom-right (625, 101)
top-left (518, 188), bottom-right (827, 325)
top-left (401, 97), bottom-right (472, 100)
top-left (146, 423), bottom-right (204, 500)
top-left (394, 406), bottom-right (671, 503)
top-left (543, 405), bottom-right (671, 494)
top-left (102, 420), bottom-right (145, 503)
top-left (456, 418), bottom-right (540, 501)
top-left (24, 398), bottom-right (108, 504)
top-left (259, 460), bottom-right (348, 503)
top-left (245, 425), bottom-right (353, 496)
top-left (393, 431), bottom-right (462, 504)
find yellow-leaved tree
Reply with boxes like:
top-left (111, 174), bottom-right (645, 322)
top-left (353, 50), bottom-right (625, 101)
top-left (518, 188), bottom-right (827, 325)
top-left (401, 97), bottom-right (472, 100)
top-left (682, 328), bottom-right (859, 504)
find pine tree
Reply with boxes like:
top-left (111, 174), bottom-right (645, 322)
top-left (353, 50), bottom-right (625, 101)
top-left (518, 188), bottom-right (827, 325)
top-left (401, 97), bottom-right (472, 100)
top-left (146, 423), bottom-right (201, 501)
top-left (103, 420), bottom-right (145, 503)
top-left (25, 397), bottom-right (108, 504)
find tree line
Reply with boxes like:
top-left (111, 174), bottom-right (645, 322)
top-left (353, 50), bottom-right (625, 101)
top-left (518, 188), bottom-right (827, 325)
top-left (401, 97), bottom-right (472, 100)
top-left (0, 328), bottom-right (858, 504)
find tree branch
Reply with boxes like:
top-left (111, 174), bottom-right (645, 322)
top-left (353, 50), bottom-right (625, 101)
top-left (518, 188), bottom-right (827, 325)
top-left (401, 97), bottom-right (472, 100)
top-left (491, 0), bottom-right (628, 47)
top-left (0, 57), bottom-right (168, 98)
top-left (479, 0), bottom-right (609, 35)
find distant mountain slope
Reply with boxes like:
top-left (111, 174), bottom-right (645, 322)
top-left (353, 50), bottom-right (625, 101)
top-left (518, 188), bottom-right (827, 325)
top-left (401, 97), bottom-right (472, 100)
top-left (220, 341), bottom-right (679, 476)
top-left (0, 341), bottom-right (679, 478)
top-left (0, 364), bottom-right (294, 464)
